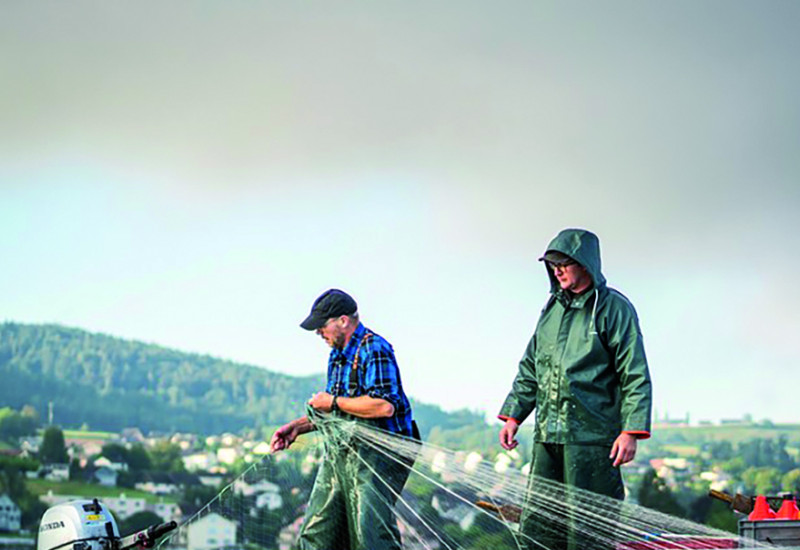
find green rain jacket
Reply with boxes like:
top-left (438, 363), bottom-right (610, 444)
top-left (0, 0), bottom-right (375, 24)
top-left (499, 229), bottom-right (652, 445)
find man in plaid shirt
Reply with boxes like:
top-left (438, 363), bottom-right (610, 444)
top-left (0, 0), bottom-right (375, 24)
top-left (270, 288), bottom-right (416, 550)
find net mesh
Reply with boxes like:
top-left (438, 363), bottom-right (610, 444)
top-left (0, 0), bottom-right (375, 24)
top-left (158, 414), bottom-right (772, 550)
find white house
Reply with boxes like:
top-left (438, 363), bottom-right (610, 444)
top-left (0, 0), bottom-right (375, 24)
top-left (102, 494), bottom-right (147, 519)
top-left (251, 442), bottom-right (271, 456)
top-left (94, 457), bottom-right (128, 472)
top-left (232, 479), bottom-right (280, 498)
top-left (19, 437), bottom-right (41, 455)
top-left (197, 474), bottom-right (226, 488)
top-left (120, 428), bottom-right (145, 444)
top-left (186, 513), bottom-right (236, 550)
top-left (183, 452), bottom-right (218, 472)
top-left (135, 479), bottom-right (179, 496)
top-left (152, 501), bottom-right (182, 523)
top-left (700, 468), bottom-right (733, 492)
top-left (44, 463), bottom-right (70, 482)
top-left (0, 494), bottom-right (21, 532)
top-left (134, 473), bottom-right (185, 496)
top-left (216, 448), bottom-right (239, 466)
top-left (94, 466), bottom-right (118, 487)
top-left (254, 485), bottom-right (283, 511)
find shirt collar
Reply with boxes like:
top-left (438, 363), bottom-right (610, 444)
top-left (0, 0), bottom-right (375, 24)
top-left (331, 322), bottom-right (366, 361)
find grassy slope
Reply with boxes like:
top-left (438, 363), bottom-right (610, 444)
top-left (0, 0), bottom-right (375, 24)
top-left (62, 430), bottom-right (118, 440)
top-left (654, 424), bottom-right (800, 446)
top-left (26, 479), bottom-right (176, 504)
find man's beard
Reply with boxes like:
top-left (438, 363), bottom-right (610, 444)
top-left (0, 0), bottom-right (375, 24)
top-left (331, 333), bottom-right (347, 349)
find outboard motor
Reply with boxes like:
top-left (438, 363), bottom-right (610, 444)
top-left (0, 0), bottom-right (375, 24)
top-left (38, 499), bottom-right (176, 550)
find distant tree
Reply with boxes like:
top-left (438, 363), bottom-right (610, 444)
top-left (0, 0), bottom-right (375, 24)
top-left (19, 493), bottom-right (49, 530)
top-left (753, 467), bottom-right (782, 495)
top-left (637, 468), bottom-right (685, 517)
top-left (242, 506), bottom-right (282, 549)
top-left (775, 436), bottom-right (797, 472)
top-left (0, 407), bottom-right (37, 441)
top-left (69, 458), bottom-right (83, 480)
top-left (737, 438), bottom-right (796, 472)
top-left (21, 405), bottom-right (39, 421)
top-left (179, 485), bottom-right (221, 515)
top-left (782, 469), bottom-right (800, 495)
top-left (706, 440), bottom-right (734, 461)
top-left (741, 467), bottom-right (782, 495)
top-left (149, 441), bottom-right (186, 473)
top-left (116, 470), bottom-right (136, 489)
top-left (704, 499), bottom-right (739, 533)
top-left (0, 455), bottom-right (46, 529)
top-left (101, 443), bottom-right (129, 464)
top-left (719, 456), bottom-right (747, 477)
top-left (40, 426), bottom-right (69, 464)
top-left (0, 465), bottom-right (27, 498)
top-left (688, 495), bottom-right (738, 533)
top-left (127, 443), bottom-right (152, 471)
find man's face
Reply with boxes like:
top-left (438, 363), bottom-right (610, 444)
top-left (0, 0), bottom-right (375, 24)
top-left (550, 262), bottom-right (592, 294)
top-left (316, 317), bottom-right (347, 349)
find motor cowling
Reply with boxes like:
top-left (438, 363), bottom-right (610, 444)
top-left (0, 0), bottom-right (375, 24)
top-left (37, 499), bottom-right (120, 550)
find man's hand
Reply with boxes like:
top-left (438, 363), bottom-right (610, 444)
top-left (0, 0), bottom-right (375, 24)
top-left (308, 391), bottom-right (334, 413)
top-left (499, 419), bottom-right (520, 451)
top-left (270, 422), bottom-right (299, 453)
top-left (609, 433), bottom-right (638, 467)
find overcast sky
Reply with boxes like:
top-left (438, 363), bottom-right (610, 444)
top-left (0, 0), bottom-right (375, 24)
top-left (2, 2), bottom-right (799, 425)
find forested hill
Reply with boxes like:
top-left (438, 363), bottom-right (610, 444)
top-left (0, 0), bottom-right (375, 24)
top-left (0, 322), bottom-right (486, 436)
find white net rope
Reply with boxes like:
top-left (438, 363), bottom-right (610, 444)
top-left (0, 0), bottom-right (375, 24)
top-left (158, 414), bottom-right (772, 550)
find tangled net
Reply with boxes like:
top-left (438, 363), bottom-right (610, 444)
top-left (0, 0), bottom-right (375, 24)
top-left (158, 414), bottom-right (769, 550)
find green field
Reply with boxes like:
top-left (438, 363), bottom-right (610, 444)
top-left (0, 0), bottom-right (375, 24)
top-left (26, 479), bottom-right (176, 504)
top-left (661, 444), bottom-right (701, 457)
top-left (654, 424), bottom-right (800, 445)
top-left (60, 429), bottom-right (118, 440)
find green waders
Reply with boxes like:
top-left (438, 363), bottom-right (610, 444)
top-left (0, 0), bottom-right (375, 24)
top-left (519, 443), bottom-right (624, 550)
top-left (297, 434), bottom-right (411, 550)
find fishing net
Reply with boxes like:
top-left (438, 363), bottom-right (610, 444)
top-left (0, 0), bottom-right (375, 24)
top-left (158, 414), bottom-right (770, 550)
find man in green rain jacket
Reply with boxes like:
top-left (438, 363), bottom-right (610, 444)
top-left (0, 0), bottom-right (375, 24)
top-left (498, 228), bottom-right (652, 550)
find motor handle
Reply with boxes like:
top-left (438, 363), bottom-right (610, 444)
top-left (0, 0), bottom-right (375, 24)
top-left (118, 521), bottom-right (177, 550)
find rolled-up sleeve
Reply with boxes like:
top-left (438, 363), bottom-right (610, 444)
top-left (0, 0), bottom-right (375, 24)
top-left (362, 342), bottom-right (403, 410)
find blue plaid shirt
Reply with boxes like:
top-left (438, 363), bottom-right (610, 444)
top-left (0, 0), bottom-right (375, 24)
top-left (326, 323), bottom-right (414, 436)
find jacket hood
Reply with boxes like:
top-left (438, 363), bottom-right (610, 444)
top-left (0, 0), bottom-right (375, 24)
top-left (542, 228), bottom-right (606, 293)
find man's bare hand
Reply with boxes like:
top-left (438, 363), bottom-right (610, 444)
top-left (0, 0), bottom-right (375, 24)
top-left (499, 419), bottom-right (520, 451)
top-left (308, 391), bottom-right (334, 413)
top-left (610, 433), bottom-right (637, 467)
top-left (270, 423), bottom-right (299, 453)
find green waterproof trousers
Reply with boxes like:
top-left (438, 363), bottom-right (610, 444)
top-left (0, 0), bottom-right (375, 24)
top-left (519, 442), bottom-right (624, 550)
top-left (297, 442), bottom-right (411, 550)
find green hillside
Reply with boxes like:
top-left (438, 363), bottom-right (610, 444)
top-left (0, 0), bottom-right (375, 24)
top-left (653, 424), bottom-right (800, 446)
top-left (0, 322), bottom-right (485, 437)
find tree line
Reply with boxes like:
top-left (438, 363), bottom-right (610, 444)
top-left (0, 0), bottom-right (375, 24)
top-left (636, 435), bottom-right (800, 533)
top-left (0, 322), bottom-right (486, 437)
